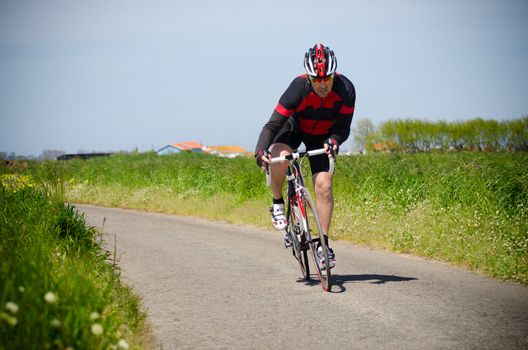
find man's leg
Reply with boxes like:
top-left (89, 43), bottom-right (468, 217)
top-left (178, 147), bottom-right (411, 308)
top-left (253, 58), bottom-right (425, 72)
top-left (312, 171), bottom-right (334, 235)
top-left (268, 143), bottom-right (293, 199)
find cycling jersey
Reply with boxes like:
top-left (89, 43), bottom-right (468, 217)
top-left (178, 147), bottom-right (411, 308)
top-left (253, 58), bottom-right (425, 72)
top-left (255, 73), bottom-right (356, 154)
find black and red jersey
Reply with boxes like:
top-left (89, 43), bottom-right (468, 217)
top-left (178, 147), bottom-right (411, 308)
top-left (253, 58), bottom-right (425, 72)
top-left (255, 73), bottom-right (356, 153)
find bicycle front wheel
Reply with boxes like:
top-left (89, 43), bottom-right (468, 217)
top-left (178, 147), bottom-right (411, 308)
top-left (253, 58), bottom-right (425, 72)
top-left (287, 203), bottom-right (310, 280)
top-left (301, 191), bottom-right (332, 292)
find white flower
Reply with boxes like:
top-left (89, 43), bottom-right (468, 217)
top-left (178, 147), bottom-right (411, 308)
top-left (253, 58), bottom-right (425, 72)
top-left (117, 339), bottom-right (129, 350)
top-left (5, 302), bottom-right (18, 314)
top-left (0, 312), bottom-right (17, 326)
top-left (50, 318), bottom-right (61, 328)
top-left (91, 323), bottom-right (104, 336)
top-left (44, 292), bottom-right (58, 304)
top-left (89, 311), bottom-right (100, 321)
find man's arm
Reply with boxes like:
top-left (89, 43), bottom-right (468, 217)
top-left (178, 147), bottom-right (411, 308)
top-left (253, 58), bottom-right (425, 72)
top-left (254, 110), bottom-right (288, 155)
top-left (329, 78), bottom-right (356, 145)
top-left (329, 112), bottom-right (353, 145)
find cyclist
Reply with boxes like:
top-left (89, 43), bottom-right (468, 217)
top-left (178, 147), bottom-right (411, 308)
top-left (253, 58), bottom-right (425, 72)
top-left (255, 43), bottom-right (356, 269)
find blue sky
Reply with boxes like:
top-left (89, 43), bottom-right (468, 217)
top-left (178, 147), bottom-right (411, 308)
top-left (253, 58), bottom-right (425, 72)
top-left (1, 0), bottom-right (527, 156)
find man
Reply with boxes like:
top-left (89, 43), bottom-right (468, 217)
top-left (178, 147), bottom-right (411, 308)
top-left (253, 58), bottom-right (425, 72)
top-left (255, 43), bottom-right (356, 268)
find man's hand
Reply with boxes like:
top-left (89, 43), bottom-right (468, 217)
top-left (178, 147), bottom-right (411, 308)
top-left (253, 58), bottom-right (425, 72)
top-left (256, 150), bottom-right (271, 171)
top-left (323, 138), bottom-right (338, 157)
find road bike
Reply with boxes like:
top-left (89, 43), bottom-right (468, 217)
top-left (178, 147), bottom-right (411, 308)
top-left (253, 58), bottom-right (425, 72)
top-left (266, 148), bottom-right (335, 291)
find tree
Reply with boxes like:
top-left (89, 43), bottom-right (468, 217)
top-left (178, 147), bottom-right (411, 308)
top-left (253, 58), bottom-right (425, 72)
top-left (351, 118), bottom-right (376, 153)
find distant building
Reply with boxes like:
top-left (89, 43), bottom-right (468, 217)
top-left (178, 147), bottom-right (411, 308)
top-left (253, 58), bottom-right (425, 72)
top-left (203, 145), bottom-right (251, 158)
top-left (157, 141), bottom-right (204, 155)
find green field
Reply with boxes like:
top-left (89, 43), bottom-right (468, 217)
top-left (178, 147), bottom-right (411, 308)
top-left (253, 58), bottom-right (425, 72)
top-left (49, 151), bottom-right (528, 285)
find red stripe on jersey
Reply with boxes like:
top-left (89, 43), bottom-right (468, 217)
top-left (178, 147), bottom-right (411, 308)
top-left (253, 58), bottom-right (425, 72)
top-left (295, 93), bottom-right (321, 112)
top-left (295, 92), bottom-right (341, 113)
top-left (322, 91), bottom-right (341, 108)
top-left (275, 103), bottom-right (293, 117)
top-left (339, 105), bottom-right (355, 114)
top-left (298, 119), bottom-right (334, 136)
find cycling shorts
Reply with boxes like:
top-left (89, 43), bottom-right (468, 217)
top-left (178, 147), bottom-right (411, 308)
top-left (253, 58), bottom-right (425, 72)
top-left (272, 125), bottom-right (334, 175)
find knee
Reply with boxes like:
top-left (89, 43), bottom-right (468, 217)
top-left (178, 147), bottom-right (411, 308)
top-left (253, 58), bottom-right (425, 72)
top-left (315, 179), bottom-right (333, 199)
top-left (271, 161), bottom-right (288, 175)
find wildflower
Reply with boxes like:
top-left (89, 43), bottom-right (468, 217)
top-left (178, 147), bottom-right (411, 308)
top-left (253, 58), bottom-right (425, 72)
top-left (0, 312), bottom-right (17, 326)
top-left (50, 318), bottom-right (61, 328)
top-left (5, 302), bottom-right (18, 314)
top-left (44, 292), bottom-right (58, 304)
top-left (91, 323), bottom-right (103, 336)
top-left (18, 286), bottom-right (25, 293)
top-left (89, 311), bottom-right (100, 321)
top-left (117, 339), bottom-right (130, 350)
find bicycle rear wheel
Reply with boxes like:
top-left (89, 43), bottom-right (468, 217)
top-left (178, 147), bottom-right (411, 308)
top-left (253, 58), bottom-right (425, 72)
top-left (301, 191), bottom-right (332, 291)
top-left (287, 203), bottom-right (310, 280)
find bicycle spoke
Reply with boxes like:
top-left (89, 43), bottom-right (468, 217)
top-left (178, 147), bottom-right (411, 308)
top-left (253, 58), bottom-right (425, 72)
top-left (288, 201), bottom-right (309, 280)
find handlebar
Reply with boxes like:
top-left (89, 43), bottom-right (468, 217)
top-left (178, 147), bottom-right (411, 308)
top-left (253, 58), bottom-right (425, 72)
top-left (265, 148), bottom-right (335, 186)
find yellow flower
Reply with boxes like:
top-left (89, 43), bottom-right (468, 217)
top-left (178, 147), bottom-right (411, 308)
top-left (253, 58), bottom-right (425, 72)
top-left (0, 174), bottom-right (35, 192)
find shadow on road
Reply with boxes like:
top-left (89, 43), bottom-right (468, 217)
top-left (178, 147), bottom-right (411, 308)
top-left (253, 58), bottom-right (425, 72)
top-left (332, 274), bottom-right (418, 293)
top-left (297, 274), bottom-right (418, 293)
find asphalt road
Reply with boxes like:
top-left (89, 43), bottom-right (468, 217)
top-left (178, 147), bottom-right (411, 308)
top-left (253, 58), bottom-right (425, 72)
top-left (76, 204), bottom-right (528, 350)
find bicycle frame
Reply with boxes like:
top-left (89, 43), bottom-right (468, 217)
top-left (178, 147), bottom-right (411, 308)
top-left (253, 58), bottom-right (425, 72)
top-left (266, 148), bottom-right (335, 291)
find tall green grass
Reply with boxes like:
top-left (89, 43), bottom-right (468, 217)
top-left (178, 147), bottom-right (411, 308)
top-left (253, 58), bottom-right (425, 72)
top-left (0, 168), bottom-right (151, 349)
top-left (15, 152), bottom-right (528, 284)
top-left (332, 153), bottom-right (527, 283)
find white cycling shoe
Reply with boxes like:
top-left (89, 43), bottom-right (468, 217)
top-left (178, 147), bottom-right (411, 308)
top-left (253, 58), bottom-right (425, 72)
top-left (317, 246), bottom-right (336, 270)
top-left (270, 203), bottom-right (291, 247)
top-left (270, 203), bottom-right (287, 230)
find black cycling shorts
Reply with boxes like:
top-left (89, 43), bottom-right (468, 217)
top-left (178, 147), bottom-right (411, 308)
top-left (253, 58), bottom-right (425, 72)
top-left (272, 124), bottom-right (333, 175)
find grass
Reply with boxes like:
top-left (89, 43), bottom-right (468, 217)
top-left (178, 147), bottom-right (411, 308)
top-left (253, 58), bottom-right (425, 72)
top-left (3, 151), bottom-right (527, 285)
top-left (0, 170), bottom-right (153, 349)
top-left (48, 151), bottom-right (528, 285)
top-left (333, 153), bottom-right (527, 282)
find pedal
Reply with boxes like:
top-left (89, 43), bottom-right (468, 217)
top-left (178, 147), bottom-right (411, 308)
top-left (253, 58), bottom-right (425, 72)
top-left (281, 230), bottom-right (293, 248)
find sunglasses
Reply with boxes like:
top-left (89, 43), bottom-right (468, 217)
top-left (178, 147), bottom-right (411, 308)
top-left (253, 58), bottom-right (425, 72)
top-left (309, 74), bottom-right (334, 84)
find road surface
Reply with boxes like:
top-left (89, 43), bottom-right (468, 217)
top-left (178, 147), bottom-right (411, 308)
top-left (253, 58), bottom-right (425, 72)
top-left (76, 204), bottom-right (528, 350)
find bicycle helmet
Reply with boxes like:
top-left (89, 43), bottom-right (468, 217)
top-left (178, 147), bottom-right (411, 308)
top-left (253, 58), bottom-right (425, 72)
top-left (303, 43), bottom-right (337, 78)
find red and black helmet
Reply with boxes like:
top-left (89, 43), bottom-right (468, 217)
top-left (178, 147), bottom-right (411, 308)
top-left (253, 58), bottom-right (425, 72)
top-left (303, 43), bottom-right (337, 77)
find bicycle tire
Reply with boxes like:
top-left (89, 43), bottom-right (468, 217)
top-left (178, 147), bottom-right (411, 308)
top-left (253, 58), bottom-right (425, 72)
top-left (287, 202), bottom-right (310, 280)
top-left (301, 191), bottom-right (332, 291)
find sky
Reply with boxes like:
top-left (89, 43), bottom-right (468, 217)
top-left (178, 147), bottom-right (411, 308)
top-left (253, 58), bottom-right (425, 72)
top-left (1, 0), bottom-right (527, 156)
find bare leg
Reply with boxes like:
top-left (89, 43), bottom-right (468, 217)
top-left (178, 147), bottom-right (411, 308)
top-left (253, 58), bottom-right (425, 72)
top-left (312, 171), bottom-right (334, 235)
top-left (268, 143), bottom-right (293, 200)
